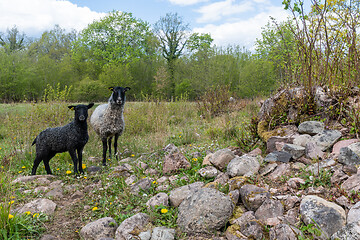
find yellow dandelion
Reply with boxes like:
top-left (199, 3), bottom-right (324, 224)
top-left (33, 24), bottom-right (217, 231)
top-left (179, 135), bottom-right (182, 138)
top-left (25, 211), bottom-right (31, 215)
top-left (18, 171), bottom-right (23, 173)
top-left (152, 181), bottom-right (158, 184)
top-left (56, 168), bottom-right (60, 171)
top-left (84, 176), bottom-right (87, 179)
top-left (92, 207), bottom-right (98, 211)
top-left (8, 214), bottom-right (14, 219)
top-left (82, 164), bottom-right (86, 169)
top-left (192, 158), bottom-right (198, 162)
top-left (22, 166), bottom-right (26, 169)
top-left (161, 208), bottom-right (168, 214)
top-left (10, 196), bottom-right (15, 199)
top-left (9, 200), bottom-right (14, 205)
top-left (131, 154), bottom-right (135, 157)
top-left (66, 170), bottom-right (72, 174)
top-left (69, 164), bottom-right (73, 166)
top-left (33, 213), bottom-right (39, 218)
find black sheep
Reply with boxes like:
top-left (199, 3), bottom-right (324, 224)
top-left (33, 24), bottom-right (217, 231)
top-left (31, 103), bottom-right (94, 175)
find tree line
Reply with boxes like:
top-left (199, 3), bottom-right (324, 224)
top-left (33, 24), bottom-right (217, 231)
top-left (1, 0), bottom-right (359, 102)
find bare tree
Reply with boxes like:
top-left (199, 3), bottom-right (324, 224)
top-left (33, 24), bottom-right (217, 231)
top-left (153, 12), bottom-right (189, 98)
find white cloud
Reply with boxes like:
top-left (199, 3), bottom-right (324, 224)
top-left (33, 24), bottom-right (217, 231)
top-left (193, 5), bottom-right (289, 49)
top-left (196, 0), bottom-right (254, 23)
top-left (168, 0), bottom-right (209, 6)
top-left (0, 0), bottom-right (105, 36)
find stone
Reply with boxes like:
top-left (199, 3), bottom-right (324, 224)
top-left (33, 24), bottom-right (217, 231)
top-left (259, 163), bottom-right (277, 176)
top-left (247, 147), bottom-right (262, 156)
top-left (269, 224), bottom-right (297, 240)
top-left (228, 189), bottom-right (240, 205)
top-left (239, 184), bottom-right (270, 211)
top-left (330, 221), bottom-right (360, 240)
top-left (305, 142), bottom-right (325, 159)
top-left (312, 130), bottom-right (342, 151)
top-left (227, 155), bottom-right (261, 177)
top-left (268, 163), bottom-right (291, 180)
top-left (348, 202), bottom-right (360, 224)
top-left (163, 152), bottom-right (191, 174)
top-left (169, 182), bottom-right (204, 207)
top-left (146, 192), bottom-right (169, 209)
top-left (266, 136), bottom-right (292, 153)
top-left (331, 168), bottom-right (349, 185)
top-left (341, 174), bottom-right (360, 194)
top-left (198, 166), bottom-right (219, 178)
top-left (163, 143), bottom-right (179, 154)
top-left (300, 195), bottom-right (346, 239)
top-left (130, 178), bottom-right (152, 195)
top-left (293, 134), bottom-right (313, 147)
top-left (298, 121), bottom-right (324, 135)
top-left (150, 227), bottom-right (175, 240)
top-left (16, 198), bottom-right (57, 216)
top-left (45, 187), bottom-right (63, 198)
top-left (287, 177), bottom-right (305, 189)
top-left (209, 148), bottom-right (235, 170)
top-left (115, 213), bottom-right (150, 240)
top-left (202, 153), bottom-right (213, 166)
top-left (282, 144), bottom-right (305, 159)
top-left (177, 188), bottom-right (234, 235)
top-left (11, 175), bottom-right (55, 184)
top-left (255, 198), bottom-right (284, 222)
top-left (306, 159), bottom-right (336, 176)
top-left (338, 143), bottom-right (360, 166)
top-left (265, 151), bottom-right (292, 163)
top-left (80, 217), bottom-right (118, 240)
top-left (332, 139), bottom-right (359, 155)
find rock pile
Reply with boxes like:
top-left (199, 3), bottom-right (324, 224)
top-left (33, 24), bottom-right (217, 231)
top-left (11, 120), bottom-right (360, 239)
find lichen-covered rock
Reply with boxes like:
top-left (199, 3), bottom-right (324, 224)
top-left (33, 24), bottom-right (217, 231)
top-left (348, 202), bottom-right (360, 224)
top-left (269, 224), bottom-right (297, 240)
top-left (169, 182), bottom-right (204, 207)
top-left (298, 121), bottom-right (324, 135)
top-left (163, 152), bottom-right (191, 174)
top-left (239, 184), bottom-right (270, 211)
top-left (312, 130), bottom-right (342, 151)
top-left (146, 192), bottom-right (169, 209)
top-left (300, 195), bottom-right (346, 239)
top-left (80, 217), bottom-right (117, 240)
top-left (16, 198), bottom-right (57, 216)
top-left (330, 221), bottom-right (360, 240)
top-left (255, 198), bottom-right (284, 222)
top-left (177, 188), bottom-right (234, 235)
top-left (264, 151), bottom-right (292, 163)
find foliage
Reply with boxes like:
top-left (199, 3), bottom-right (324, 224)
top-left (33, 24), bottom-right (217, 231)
top-left (196, 85), bottom-right (232, 118)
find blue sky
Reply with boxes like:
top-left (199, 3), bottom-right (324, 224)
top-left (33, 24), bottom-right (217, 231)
top-left (0, 0), bottom-right (290, 49)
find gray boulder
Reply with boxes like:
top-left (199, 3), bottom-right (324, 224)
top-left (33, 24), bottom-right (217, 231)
top-left (341, 174), bottom-right (360, 194)
top-left (163, 152), bottom-right (191, 174)
top-left (146, 192), bottom-right (169, 210)
top-left (348, 202), bottom-right (360, 224)
top-left (177, 188), bottom-right (234, 234)
top-left (298, 121), bottom-right (324, 135)
top-left (265, 151), bottom-right (292, 163)
top-left (80, 217), bottom-right (117, 240)
top-left (312, 130), bottom-right (342, 151)
top-left (210, 148), bottom-right (235, 170)
top-left (150, 227), bottom-right (175, 240)
top-left (300, 195), bottom-right (346, 239)
top-left (331, 221), bottom-right (360, 240)
top-left (255, 198), bottom-right (284, 222)
top-left (282, 144), bottom-right (305, 159)
top-left (198, 166), bottom-right (219, 178)
top-left (115, 213), bottom-right (150, 240)
top-left (227, 155), bottom-right (261, 177)
top-left (269, 224), bottom-right (297, 240)
top-left (338, 142), bottom-right (360, 166)
top-left (168, 182), bottom-right (204, 207)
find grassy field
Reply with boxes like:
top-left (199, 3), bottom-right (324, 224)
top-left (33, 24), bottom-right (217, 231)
top-left (0, 99), bottom-right (260, 239)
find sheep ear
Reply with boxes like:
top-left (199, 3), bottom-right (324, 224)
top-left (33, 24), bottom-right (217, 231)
top-left (109, 87), bottom-right (114, 91)
top-left (68, 106), bottom-right (75, 111)
top-left (124, 87), bottom-right (131, 92)
top-left (88, 103), bottom-right (94, 109)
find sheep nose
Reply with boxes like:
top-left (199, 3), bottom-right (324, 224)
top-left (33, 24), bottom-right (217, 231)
top-left (79, 115), bottom-right (86, 121)
top-left (116, 99), bottom-right (122, 104)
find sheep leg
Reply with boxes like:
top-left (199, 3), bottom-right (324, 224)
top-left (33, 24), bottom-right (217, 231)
top-left (69, 150), bottom-right (79, 175)
top-left (43, 152), bottom-right (55, 175)
top-left (31, 156), bottom-right (43, 175)
top-left (108, 137), bottom-right (112, 159)
top-left (77, 148), bottom-right (84, 174)
top-left (102, 138), bottom-right (108, 166)
top-left (114, 133), bottom-right (119, 160)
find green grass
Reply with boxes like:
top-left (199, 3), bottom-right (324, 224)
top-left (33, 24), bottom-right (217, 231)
top-left (0, 100), bottom-right (258, 238)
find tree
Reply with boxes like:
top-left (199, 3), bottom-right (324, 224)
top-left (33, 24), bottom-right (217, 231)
top-left (153, 12), bottom-right (189, 98)
top-left (72, 11), bottom-right (153, 71)
top-left (0, 26), bottom-right (26, 53)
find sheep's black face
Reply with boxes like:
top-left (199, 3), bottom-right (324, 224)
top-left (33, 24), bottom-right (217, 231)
top-left (110, 87), bottom-right (131, 105)
top-left (68, 103), bottom-right (94, 122)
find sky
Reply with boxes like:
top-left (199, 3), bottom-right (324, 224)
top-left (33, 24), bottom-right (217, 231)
top-left (0, 0), bottom-right (291, 49)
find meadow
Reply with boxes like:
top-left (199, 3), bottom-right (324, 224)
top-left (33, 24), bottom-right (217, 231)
top-left (0, 99), bottom-right (260, 239)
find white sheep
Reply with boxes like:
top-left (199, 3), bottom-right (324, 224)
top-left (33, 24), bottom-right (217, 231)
top-left (90, 86), bottom-right (130, 165)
